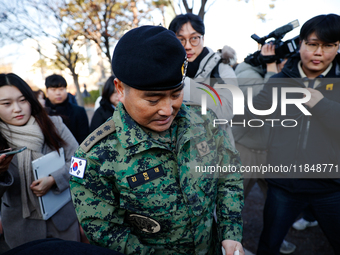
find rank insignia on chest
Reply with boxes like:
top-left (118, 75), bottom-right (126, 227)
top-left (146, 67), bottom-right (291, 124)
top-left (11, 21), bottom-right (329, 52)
top-left (69, 156), bottom-right (87, 178)
top-left (128, 214), bottom-right (161, 233)
top-left (127, 165), bottom-right (165, 188)
top-left (196, 141), bottom-right (210, 157)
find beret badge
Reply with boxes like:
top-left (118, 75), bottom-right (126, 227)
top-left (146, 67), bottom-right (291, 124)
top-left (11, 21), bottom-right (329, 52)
top-left (181, 57), bottom-right (188, 84)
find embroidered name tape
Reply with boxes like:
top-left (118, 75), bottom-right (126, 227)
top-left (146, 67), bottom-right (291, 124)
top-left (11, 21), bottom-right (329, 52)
top-left (127, 165), bottom-right (165, 189)
top-left (69, 156), bottom-right (87, 178)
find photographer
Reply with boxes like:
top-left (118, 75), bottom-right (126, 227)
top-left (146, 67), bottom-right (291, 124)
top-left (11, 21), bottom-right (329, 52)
top-left (234, 43), bottom-right (285, 199)
top-left (234, 14), bottom-right (340, 254)
top-left (234, 44), bottom-right (296, 254)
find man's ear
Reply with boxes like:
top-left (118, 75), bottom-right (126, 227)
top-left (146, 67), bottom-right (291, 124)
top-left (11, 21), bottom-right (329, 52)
top-left (114, 78), bottom-right (125, 104)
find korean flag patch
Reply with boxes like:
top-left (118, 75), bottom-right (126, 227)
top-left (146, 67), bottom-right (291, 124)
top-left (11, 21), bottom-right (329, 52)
top-left (69, 156), bottom-right (87, 178)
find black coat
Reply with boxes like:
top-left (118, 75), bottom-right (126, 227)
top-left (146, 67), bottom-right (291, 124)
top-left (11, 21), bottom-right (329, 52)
top-left (45, 95), bottom-right (90, 144)
top-left (89, 98), bottom-right (115, 132)
top-left (236, 54), bottom-right (340, 193)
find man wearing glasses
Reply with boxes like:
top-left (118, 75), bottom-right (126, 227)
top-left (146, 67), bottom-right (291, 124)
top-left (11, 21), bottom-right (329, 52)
top-left (244, 14), bottom-right (340, 254)
top-left (169, 13), bottom-right (239, 147)
top-left (70, 26), bottom-right (244, 255)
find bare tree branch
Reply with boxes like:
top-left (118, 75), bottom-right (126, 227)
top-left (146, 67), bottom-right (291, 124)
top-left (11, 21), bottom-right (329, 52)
top-left (182, 0), bottom-right (192, 13)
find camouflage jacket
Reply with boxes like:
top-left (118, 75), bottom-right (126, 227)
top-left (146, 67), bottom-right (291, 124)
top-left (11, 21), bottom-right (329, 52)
top-left (70, 102), bottom-right (243, 255)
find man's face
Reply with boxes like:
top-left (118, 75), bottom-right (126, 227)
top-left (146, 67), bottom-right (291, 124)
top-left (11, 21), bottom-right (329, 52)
top-left (115, 79), bottom-right (184, 132)
top-left (176, 22), bottom-right (204, 62)
top-left (300, 32), bottom-right (339, 78)
top-left (46, 87), bottom-right (68, 105)
top-left (0, 85), bottom-right (31, 126)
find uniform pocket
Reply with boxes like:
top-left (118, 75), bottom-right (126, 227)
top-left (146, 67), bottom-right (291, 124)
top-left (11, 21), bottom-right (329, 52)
top-left (120, 190), bottom-right (177, 216)
top-left (120, 190), bottom-right (183, 236)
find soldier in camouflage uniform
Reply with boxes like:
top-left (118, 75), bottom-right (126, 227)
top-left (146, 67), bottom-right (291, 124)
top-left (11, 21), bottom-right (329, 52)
top-left (69, 25), bottom-right (244, 255)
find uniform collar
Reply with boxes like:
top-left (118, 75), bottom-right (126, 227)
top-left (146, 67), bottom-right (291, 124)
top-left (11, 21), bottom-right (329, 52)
top-left (298, 60), bottom-right (333, 88)
top-left (297, 61), bottom-right (333, 79)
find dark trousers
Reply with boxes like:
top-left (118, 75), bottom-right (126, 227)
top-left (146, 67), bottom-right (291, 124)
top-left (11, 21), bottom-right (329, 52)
top-left (257, 184), bottom-right (340, 255)
top-left (301, 205), bottom-right (316, 222)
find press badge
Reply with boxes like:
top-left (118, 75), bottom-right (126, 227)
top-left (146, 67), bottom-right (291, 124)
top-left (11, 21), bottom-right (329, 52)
top-left (69, 156), bottom-right (87, 178)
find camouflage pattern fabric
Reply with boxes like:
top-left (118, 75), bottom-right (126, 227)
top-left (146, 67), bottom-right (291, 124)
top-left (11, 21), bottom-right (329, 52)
top-left (70, 102), bottom-right (243, 255)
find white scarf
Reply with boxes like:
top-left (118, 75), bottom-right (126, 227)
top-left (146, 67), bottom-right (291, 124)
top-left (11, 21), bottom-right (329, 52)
top-left (0, 116), bottom-right (44, 219)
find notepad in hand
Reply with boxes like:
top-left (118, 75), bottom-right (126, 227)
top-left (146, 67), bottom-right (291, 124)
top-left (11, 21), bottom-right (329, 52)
top-left (32, 148), bottom-right (71, 220)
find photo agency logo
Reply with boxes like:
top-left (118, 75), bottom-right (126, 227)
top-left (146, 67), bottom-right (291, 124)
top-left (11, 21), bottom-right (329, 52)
top-left (198, 82), bottom-right (222, 114)
top-left (199, 83), bottom-right (312, 128)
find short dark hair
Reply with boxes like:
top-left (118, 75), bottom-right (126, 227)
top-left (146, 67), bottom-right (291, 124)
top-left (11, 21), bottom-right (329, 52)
top-left (45, 74), bottom-right (67, 88)
top-left (300, 14), bottom-right (340, 43)
top-left (101, 75), bottom-right (116, 102)
top-left (168, 13), bottom-right (205, 35)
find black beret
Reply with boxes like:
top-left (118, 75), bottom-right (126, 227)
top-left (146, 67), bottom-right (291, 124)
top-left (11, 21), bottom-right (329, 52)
top-left (112, 25), bottom-right (187, 91)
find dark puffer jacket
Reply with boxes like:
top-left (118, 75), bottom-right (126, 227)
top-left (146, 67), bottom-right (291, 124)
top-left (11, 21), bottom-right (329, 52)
top-left (90, 98), bottom-right (115, 132)
top-left (45, 94), bottom-right (89, 144)
top-left (237, 53), bottom-right (340, 193)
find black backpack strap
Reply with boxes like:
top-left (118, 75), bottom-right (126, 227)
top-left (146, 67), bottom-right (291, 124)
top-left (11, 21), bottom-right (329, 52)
top-left (210, 59), bottom-right (225, 85)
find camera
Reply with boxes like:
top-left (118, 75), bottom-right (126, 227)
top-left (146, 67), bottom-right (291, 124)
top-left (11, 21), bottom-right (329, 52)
top-left (245, 20), bottom-right (300, 67)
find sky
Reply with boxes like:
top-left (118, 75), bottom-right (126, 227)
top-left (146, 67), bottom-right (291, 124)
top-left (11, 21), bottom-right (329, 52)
top-left (201, 0), bottom-right (340, 62)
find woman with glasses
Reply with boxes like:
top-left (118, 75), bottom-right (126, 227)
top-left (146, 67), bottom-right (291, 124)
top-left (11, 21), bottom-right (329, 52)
top-left (169, 13), bottom-right (239, 146)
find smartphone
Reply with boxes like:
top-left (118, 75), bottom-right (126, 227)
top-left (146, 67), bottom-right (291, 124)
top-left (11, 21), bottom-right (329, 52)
top-left (0, 146), bottom-right (27, 156)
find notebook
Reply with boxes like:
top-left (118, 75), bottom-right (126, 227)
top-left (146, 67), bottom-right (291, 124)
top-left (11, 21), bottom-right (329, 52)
top-left (32, 147), bottom-right (71, 220)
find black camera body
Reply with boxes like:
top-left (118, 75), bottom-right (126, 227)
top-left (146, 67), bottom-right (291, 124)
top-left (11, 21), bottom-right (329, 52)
top-left (245, 20), bottom-right (300, 67)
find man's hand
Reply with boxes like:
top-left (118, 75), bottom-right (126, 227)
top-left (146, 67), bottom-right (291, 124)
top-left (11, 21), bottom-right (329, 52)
top-left (222, 240), bottom-right (245, 255)
top-left (304, 88), bottom-right (324, 108)
top-left (0, 154), bottom-right (14, 175)
top-left (261, 43), bottom-right (275, 56)
top-left (30, 176), bottom-right (55, 197)
top-left (261, 43), bottom-right (278, 73)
